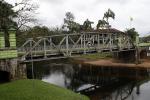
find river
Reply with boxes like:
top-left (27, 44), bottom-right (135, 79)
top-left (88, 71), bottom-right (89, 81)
top-left (27, 58), bottom-right (150, 100)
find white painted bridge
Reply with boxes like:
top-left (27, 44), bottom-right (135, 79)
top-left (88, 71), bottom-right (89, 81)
top-left (18, 29), bottom-right (135, 62)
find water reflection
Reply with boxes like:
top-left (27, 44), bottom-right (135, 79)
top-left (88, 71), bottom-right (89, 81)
top-left (91, 80), bottom-right (150, 100)
top-left (42, 71), bottom-right (70, 88)
top-left (27, 59), bottom-right (150, 100)
top-left (87, 81), bottom-right (135, 100)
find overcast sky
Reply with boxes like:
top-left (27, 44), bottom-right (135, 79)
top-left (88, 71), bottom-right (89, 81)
top-left (6, 0), bottom-right (150, 36)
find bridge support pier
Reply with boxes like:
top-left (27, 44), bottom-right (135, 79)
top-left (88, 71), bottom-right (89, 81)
top-left (0, 58), bottom-right (26, 81)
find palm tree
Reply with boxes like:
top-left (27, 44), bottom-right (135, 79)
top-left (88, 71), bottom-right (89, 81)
top-left (103, 8), bottom-right (115, 25)
top-left (82, 19), bottom-right (94, 30)
top-left (96, 19), bottom-right (108, 29)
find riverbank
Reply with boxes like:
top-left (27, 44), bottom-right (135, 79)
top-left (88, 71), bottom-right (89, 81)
top-left (0, 79), bottom-right (89, 100)
top-left (84, 59), bottom-right (150, 68)
top-left (72, 56), bottom-right (150, 69)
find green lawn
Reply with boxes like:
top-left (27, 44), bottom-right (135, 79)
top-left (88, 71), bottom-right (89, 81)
top-left (0, 79), bottom-right (89, 100)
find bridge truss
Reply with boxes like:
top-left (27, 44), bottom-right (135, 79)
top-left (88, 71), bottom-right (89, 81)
top-left (18, 31), bottom-right (135, 61)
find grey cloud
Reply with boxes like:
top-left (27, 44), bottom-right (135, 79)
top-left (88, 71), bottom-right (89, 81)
top-left (5, 0), bottom-right (150, 35)
top-left (41, 0), bottom-right (64, 4)
top-left (95, 0), bottom-right (130, 5)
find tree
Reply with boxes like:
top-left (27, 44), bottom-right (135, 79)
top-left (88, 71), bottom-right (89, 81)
top-left (0, 0), bottom-right (17, 47)
top-left (140, 35), bottom-right (150, 43)
top-left (125, 28), bottom-right (139, 42)
top-left (103, 8), bottom-right (115, 25)
top-left (82, 19), bottom-right (94, 30)
top-left (17, 26), bottom-right (64, 46)
top-left (140, 32), bottom-right (150, 43)
top-left (96, 19), bottom-right (108, 29)
top-left (63, 12), bottom-right (74, 31)
top-left (0, 0), bottom-right (38, 47)
top-left (13, 0), bottom-right (38, 30)
top-left (63, 12), bottom-right (81, 33)
top-left (64, 12), bottom-right (74, 22)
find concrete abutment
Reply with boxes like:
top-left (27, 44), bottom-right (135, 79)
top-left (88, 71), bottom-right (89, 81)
top-left (0, 58), bottom-right (26, 81)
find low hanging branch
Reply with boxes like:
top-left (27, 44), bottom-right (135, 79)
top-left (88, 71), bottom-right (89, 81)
top-left (13, 0), bottom-right (39, 30)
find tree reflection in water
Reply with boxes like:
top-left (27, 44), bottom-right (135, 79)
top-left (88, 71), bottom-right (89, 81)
top-left (75, 63), bottom-right (150, 100)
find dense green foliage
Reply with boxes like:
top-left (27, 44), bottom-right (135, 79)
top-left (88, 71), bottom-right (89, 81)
top-left (0, 79), bottom-right (89, 100)
top-left (0, 1), bottom-right (16, 28)
top-left (96, 19), bottom-right (108, 29)
top-left (63, 9), bottom-right (115, 32)
top-left (17, 26), bottom-right (63, 46)
top-left (82, 19), bottom-right (94, 30)
top-left (0, 0), bottom-right (38, 47)
top-left (63, 12), bottom-right (81, 33)
top-left (103, 8), bottom-right (115, 25)
top-left (0, 0), bottom-right (17, 47)
top-left (140, 35), bottom-right (150, 43)
top-left (125, 28), bottom-right (139, 42)
top-left (97, 8), bottom-right (115, 29)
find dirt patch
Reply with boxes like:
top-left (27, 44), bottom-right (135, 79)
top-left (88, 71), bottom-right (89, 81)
top-left (73, 57), bottom-right (150, 69)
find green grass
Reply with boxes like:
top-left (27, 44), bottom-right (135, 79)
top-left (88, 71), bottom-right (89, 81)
top-left (0, 79), bottom-right (89, 100)
top-left (80, 52), bottom-right (112, 60)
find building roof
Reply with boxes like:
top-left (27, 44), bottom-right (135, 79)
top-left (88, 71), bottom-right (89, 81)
top-left (82, 28), bottom-right (125, 34)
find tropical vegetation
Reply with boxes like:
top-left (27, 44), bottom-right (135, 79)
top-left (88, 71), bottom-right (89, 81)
top-left (125, 28), bottom-right (139, 42)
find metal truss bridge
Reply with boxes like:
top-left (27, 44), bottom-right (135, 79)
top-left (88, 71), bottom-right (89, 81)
top-left (18, 30), bottom-right (135, 62)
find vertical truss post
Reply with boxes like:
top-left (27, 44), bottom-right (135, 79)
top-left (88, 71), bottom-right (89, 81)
top-left (29, 38), bottom-right (33, 59)
top-left (43, 38), bottom-right (47, 58)
top-left (83, 33), bottom-right (86, 54)
top-left (49, 37), bottom-right (52, 49)
top-left (112, 34), bottom-right (114, 49)
top-left (102, 34), bottom-right (105, 49)
top-left (81, 35), bottom-right (83, 48)
top-left (127, 37), bottom-right (130, 49)
top-left (118, 33), bottom-right (121, 51)
top-left (66, 35), bottom-right (69, 56)
top-left (97, 34), bottom-right (100, 51)
top-left (92, 35), bottom-right (95, 45)
top-left (109, 33), bottom-right (112, 51)
top-left (29, 39), bottom-right (33, 53)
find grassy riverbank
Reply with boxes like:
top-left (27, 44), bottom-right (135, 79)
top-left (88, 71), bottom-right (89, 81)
top-left (80, 52), bottom-right (112, 60)
top-left (0, 79), bottom-right (89, 100)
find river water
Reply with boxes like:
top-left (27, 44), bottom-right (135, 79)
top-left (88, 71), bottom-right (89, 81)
top-left (27, 58), bottom-right (150, 100)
